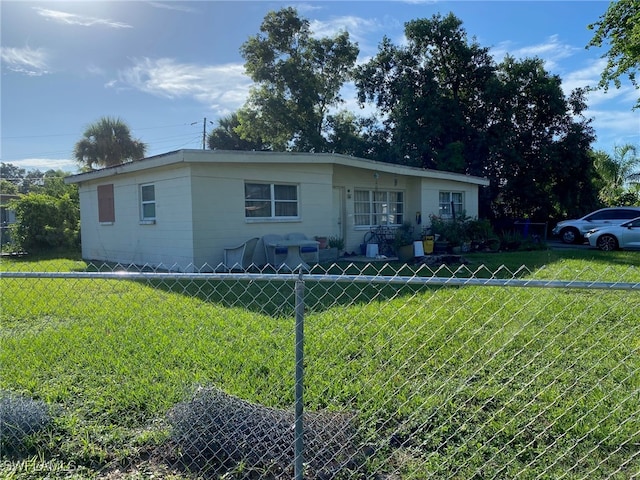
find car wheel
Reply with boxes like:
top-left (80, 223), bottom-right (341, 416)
top-left (596, 234), bottom-right (618, 251)
top-left (560, 227), bottom-right (580, 244)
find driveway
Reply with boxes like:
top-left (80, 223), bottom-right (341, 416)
top-left (547, 239), bottom-right (592, 250)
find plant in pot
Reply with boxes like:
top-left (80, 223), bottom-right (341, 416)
top-left (428, 215), bottom-right (452, 253)
top-left (319, 235), bottom-right (343, 262)
top-left (393, 222), bottom-right (415, 262)
top-left (328, 235), bottom-right (344, 251)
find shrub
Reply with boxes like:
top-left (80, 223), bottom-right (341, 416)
top-left (393, 222), bottom-right (415, 249)
top-left (428, 214), bottom-right (496, 247)
top-left (8, 193), bottom-right (79, 252)
top-left (328, 235), bottom-right (345, 250)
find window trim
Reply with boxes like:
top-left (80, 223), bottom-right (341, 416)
top-left (244, 182), bottom-right (300, 222)
top-left (139, 183), bottom-right (156, 223)
top-left (439, 191), bottom-right (465, 219)
top-left (353, 189), bottom-right (405, 227)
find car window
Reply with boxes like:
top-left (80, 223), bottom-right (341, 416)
top-left (585, 211), bottom-right (610, 221)
top-left (585, 209), bottom-right (640, 221)
top-left (629, 219), bottom-right (640, 228)
top-left (618, 209), bottom-right (640, 219)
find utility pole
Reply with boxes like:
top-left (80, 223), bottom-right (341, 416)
top-left (202, 117), bottom-right (206, 150)
top-left (201, 117), bottom-right (214, 150)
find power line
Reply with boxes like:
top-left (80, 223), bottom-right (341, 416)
top-left (1, 120), bottom-right (219, 163)
top-left (1, 122), bottom-right (210, 141)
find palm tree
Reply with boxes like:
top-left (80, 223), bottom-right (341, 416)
top-left (207, 112), bottom-right (267, 151)
top-left (593, 144), bottom-right (640, 204)
top-left (74, 117), bottom-right (146, 170)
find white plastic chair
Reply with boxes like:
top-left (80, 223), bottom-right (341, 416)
top-left (223, 237), bottom-right (259, 271)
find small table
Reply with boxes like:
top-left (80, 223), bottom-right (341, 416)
top-left (268, 239), bottom-right (319, 272)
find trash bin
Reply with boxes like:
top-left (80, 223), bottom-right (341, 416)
top-left (422, 236), bottom-right (434, 254)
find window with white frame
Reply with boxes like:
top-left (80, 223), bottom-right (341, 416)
top-left (140, 184), bottom-right (156, 221)
top-left (354, 189), bottom-right (404, 226)
top-left (245, 182), bottom-right (299, 219)
top-left (439, 191), bottom-right (464, 218)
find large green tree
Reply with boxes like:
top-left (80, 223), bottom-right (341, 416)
top-left (355, 13), bottom-right (598, 221)
top-left (355, 13), bottom-right (496, 171)
top-left (1, 163), bottom-right (76, 197)
top-left (236, 7), bottom-right (359, 152)
top-left (587, 0), bottom-right (640, 109)
top-left (485, 57), bottom-right (598, 220)
top-left (74, 117), bottom-right (146, 170)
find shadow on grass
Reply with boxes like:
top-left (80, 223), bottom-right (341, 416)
top-left (5, 248), bottom-right (637, 318)
top-left (145, 272), bottom-right (431, 318)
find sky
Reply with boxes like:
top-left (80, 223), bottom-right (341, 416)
top-left (1, 0), bottom-right (639, 174)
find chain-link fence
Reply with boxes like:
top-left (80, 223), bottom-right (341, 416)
top-left (1, 258), bottom-right (639, 479)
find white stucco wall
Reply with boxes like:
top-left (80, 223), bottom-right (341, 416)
top-left (332, 166), bottom-right (482, 254)
top-left (189, 161), bottom-right (334, 267)
top-left (78, 164), bottom-right (195, 269)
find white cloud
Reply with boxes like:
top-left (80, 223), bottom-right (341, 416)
top-left (33, 7), bottom-right (132, 29)
top-left (561, 58), bottom-right (605, 94)
top-left (0, 46), bottom-right (50, 76)
top-left (491, 34), bottom-right (578, 72)
top-left (310, 14), bottom-right (399, 58)
top-left (590, 108), bottom-right (640, 148)
top-left (86, 64), bottom-right (106, 76)
top-left (115, 58), bottom-right (253, 113)
top-left (292, 3), bottom-right (324, 14)
top-left (310, 15), bottom-right (381, 40)
top-left (6, 158), bottom-right (78, 173)
top-left (146, 1), bottom-right (197, 13)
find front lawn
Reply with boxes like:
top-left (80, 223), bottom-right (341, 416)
top-left (1, 250), bottom-right (638, 478)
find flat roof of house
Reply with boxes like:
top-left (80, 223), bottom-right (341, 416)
top-left (65, 149), bottom-right (490, 186)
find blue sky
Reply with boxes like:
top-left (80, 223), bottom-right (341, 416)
top-left (1, 1), bottom-right (638, 174)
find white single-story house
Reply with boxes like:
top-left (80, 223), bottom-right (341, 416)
top-left (65, 149), bottom-right (490, 271)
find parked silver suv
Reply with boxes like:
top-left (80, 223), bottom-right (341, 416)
top-left (552, 207), bottom-right (640, 244)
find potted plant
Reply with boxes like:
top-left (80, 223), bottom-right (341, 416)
top-left (428, 215), bottom-right (452, 253)
top-left (394, 222), bottom-right (416, 262)
top-left (320, 235), bottom-right (344, 262)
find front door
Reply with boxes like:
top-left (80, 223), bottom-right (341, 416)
top-left (332, 187), bottom-right (345, 242)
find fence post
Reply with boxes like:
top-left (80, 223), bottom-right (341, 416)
top-left (294, 272), bottom-right (305, 480)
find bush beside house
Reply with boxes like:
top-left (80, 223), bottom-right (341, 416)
top-left (8, 193), bottom-right (80, 253)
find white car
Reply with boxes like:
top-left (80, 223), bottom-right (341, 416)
top-left (552, 207), bottom-right (640, 244)
top-left (585, 216), bottom-right (640, 251)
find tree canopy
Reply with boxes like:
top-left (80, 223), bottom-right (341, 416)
top-left (587, 0), bottom-right (640, 109)
top-left (592, 144), bottom-right (640, 205)
top-left (1, 163), bottom-right (76, 198)
top-left (74, 117), bottom-right (146, 170)
top-left (355, 13), bottom-right (496, 172)
top-left (354, 12), bottom-right (599, 221)
top-left (2, 164), bottom-right (80, 252)
top-left (235, 7), bottom-right (359, 152)
top-left (208, 113), bottom-right (267, 151)
top-left (210, 9), bottom-right (609, 222)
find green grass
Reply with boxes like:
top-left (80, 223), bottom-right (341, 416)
top-left (0, 250), bottom-right (638, 478)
